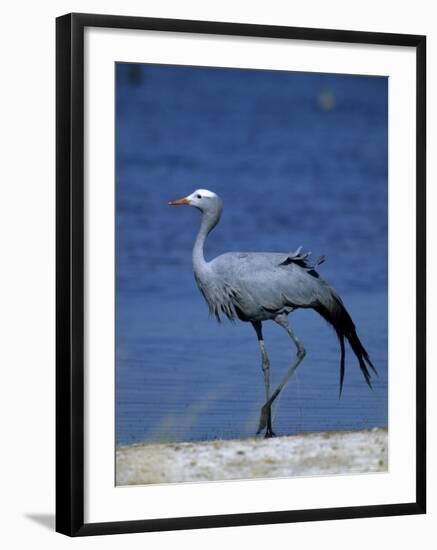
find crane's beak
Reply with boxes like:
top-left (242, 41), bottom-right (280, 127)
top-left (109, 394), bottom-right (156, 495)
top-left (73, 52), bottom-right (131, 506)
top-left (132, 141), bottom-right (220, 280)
top-left (168, 197), bottom-right (191, 206)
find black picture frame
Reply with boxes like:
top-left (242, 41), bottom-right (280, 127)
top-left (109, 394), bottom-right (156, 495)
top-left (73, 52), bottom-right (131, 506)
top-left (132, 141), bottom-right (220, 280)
top-left (56, 12), bottom-right (426, 537)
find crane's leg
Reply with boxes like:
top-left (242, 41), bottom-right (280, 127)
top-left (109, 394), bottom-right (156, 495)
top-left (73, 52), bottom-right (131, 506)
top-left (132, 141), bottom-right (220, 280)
top-left (257, 313), bottom-right (306, 434)
top-left (252, 321), bottom-right (275, 438)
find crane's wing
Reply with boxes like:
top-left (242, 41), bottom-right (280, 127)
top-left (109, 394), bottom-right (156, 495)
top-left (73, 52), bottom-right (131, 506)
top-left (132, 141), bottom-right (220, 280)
top-left (278, 246), bottom-right (325, 276)
top-left (238, 261), bottom-right (329, 314)
top-left (209, 248), bottom-right (332, 320)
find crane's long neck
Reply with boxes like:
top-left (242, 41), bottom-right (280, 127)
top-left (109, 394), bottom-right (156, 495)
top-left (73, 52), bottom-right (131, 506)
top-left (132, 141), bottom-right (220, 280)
top-left (192, 210), bottom-right (219, 276)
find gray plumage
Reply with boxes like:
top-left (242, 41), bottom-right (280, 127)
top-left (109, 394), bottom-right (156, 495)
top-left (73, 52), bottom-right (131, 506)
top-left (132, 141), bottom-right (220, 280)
top-left (169, 189), bottom-right (376, 438)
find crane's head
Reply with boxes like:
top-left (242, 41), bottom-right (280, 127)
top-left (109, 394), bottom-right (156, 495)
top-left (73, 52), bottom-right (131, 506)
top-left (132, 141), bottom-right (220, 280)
top-left (169, 189), bottom-right (223, 218)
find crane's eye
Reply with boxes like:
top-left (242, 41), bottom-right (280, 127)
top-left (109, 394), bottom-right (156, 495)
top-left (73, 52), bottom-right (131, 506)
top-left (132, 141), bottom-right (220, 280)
top-left (196, 194), bottom-right (202, 199)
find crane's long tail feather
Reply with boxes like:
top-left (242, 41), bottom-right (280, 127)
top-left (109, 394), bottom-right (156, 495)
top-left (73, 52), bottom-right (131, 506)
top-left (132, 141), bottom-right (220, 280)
top-left (314, 295), bottom-right (376, 397)
top-left (338, 332), bottom-right (345, 398)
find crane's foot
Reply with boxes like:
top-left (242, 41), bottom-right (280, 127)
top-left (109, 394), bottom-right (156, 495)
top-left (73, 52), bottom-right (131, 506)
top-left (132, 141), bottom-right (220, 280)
top-left (264, 427), bottom-right (276, 438)
top-left (257, 404), bottom-right (269, 434)
top-left (257, 404), bottom-right (276, 437)
top-left (265, 413), bottom-right (276, 438)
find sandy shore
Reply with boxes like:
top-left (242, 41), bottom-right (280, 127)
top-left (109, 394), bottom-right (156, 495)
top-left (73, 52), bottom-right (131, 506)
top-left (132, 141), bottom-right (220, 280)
top-left (116, 427), bottom-right (387, 485)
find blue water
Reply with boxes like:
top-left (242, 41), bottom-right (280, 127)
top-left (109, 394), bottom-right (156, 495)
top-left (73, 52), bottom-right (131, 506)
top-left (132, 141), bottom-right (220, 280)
top-left (115, 64), bottom-right (388, 446)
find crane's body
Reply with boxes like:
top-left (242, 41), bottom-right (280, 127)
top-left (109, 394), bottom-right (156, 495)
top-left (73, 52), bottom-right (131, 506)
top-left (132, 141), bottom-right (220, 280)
top-left (169, 189), bottom-right (376, 438)
top-left (197, 250), bottom-right (329, 322)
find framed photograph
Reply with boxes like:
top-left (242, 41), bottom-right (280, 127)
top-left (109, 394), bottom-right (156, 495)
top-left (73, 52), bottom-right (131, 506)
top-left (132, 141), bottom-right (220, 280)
top-left (56, 12), bottom-right (426, 536)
